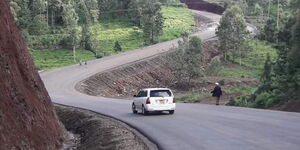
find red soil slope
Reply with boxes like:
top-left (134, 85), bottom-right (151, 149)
top-left (0, 1), bottom-right (63, 149)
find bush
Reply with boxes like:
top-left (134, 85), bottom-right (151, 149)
top-left (226, 96), bottom-right (251, 107)
top-left (251, 92), bottom-right (274, 108)
top-left (206, 56), bottom-right (222, 76)
top-left (114, 41), bottom-right (122, 53)
top-left (29, 34), bottom-right (66, 49)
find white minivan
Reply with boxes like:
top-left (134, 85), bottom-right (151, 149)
top-left (132, 88), bottom-right (176, 115)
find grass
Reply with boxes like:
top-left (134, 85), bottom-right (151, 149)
top-left (219, 66), bottom-right (261, 79)
top-left (30, 49), bottom-right (95, 70)
top-left (219, 40), bottom-right (277, 79)
top-left (236, 40), bottom-right (277, 69)
top-left (224, 85), bottom-right (257, 95)
top-left (90, 18), bottom-right (144, 54)
top-left (177, 92), bottom-right (211, 103)
top-left (160, 6), bottom-right (195, 41)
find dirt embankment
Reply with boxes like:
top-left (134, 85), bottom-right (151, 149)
top-left (76, 40), bottom-right (258, 100)
top-left (181, 0), bottom-right (225, 15)
top-left (55, 105), bottom-right (157, 150)
top-left (76, 55), bottom-right (174, 98)
top-left (0, 1), bottom-right (66, 149)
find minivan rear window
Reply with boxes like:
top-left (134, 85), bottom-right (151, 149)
top-left (150, 90), bottom-right (172, 97)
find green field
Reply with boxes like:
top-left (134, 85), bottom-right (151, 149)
top-left (91, 6), bottom-right (195, 54)
top-left (160, 6), bottom-right (195, 41)
top-left (32, 6), bottom-right (195, 70)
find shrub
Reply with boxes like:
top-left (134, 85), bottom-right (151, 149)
top-left (114, 41), bottom-right (122, 53)
top-left (251, 92), bottom-right (274, 108)
top-left (206, 56), bottom-right (222, 76)
top-left (226, 96), bottom-right (251, 107)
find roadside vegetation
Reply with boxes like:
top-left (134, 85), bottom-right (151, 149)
top-left (174, 0), bottom-right (300, 111)
top-left (213, 0), bottom-right (300, 110)
top-left (177, 92), bottom-right (211, 103)
top-left (30, 49), bottom-right (95, 70)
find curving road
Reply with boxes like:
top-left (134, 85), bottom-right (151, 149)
top-left (41, 11), bottom-right (300, 150)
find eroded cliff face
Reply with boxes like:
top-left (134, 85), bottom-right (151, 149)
top-left (0, 1), bottom-right (63, 149)
top-left (181, 0), bottom-right (225, 14)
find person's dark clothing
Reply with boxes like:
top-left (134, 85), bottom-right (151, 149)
top-left (211, 86), bottom-right (222, 97)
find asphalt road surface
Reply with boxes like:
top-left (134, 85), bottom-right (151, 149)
top-left (41, 11), bottom-right (300, 150)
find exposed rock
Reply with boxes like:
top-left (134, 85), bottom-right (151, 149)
top-left (0, 1), bottom-right (64, 149)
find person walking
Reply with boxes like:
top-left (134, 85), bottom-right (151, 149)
top-left (211, 83), bottom-right (222, 105)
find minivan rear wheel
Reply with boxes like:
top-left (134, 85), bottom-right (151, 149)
top-left (132, 103), bottom-right (137, 114)
top-left (142, 105), bottom-right (148, 115)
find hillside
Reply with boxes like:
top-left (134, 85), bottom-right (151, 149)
top-left (29, 5), bottom-right (195, 70)
top-left (0, 1), bottom-right (64, 149)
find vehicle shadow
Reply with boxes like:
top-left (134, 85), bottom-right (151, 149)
top-left (125, 111), bottom-right (173, 117)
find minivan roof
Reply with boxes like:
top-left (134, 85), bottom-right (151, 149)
top-left (142, 88), bottom-right (172, 91)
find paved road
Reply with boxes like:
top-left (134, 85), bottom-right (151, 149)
top-left (41, 11), bottom-right (300, 150)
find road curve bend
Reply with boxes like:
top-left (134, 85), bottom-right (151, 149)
top-left (41, 11), bottom-right (300, 150)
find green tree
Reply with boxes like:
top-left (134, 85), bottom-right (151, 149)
top-left (206, 56), bottom-right (222, 76)
top-left (85, 0), bottom-right (99, 23)
top-left (28, 14), bottom-right (48, 35)
top-left (141, 1), bottom-right (164, 45)
top-left (114, 41), bottom-right (122, 53)
top-left (48, 0), bottom-right (63, 26)
top-left (76, 0), bottom-right (92, 24)
top-left (186, 36), bottom-right (204, 81)
top-left (30, 0), bottom-right (46, 16)
top-left (10, 1), bottom-right (21, 21)
top-left (167, 36), bottom-right (205, 83)
top-left (128, 0), bottom-right (143, 26)
top-left (62, 1), bottom-right (80, 62)
top-left (260, 54), bottom-right (273, 84)
top-left (262, 18), bottom-right (278, 43)
top-left (285, 11), bottom-right (300, 98)
top-left (82, 25), bottom-right (93, 51)
top-left (10, 0), bottom-right (31, 30)
top-left (216, 5), bottom-right (250, 63)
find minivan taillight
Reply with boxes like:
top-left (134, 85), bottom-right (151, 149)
top-left (146, 98), bottom-right (150, 104)
top-left (173, 98), bottom-right (176, 103)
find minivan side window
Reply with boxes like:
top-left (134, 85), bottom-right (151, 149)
top-left (137, 90), bottom-right (148, 97)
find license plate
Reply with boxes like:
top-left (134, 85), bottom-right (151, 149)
top-left (159, 100), bottom-right (165, 104)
